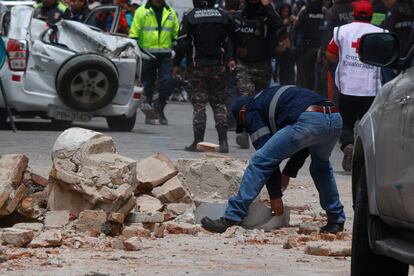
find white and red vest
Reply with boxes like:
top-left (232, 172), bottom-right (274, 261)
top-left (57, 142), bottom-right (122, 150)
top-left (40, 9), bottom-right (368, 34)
top-left (330, 22), bottom-right (384, 97)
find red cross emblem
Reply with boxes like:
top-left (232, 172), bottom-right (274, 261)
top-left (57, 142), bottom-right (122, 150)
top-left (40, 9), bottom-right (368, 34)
top-left (352, 38), bottom-right (361, 54)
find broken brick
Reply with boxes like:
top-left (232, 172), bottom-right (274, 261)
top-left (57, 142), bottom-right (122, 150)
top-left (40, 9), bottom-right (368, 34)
top-left (136, 153), bottom-right (178, 192)
top-left (152, 176), bottom-right (191, 204)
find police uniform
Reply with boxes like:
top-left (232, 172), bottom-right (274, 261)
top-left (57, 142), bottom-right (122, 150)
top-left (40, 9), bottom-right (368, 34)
top-left (232, 2), bottom-right (281, 97)
top-left (384, 1), bottom-right (414, 54)
top-left (294, 0), bottom-right (324, 90)
top-left (174, 1), bottom-right (234, 153)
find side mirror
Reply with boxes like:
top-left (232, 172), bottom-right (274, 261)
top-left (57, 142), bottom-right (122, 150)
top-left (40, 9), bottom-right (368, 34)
top-left (359, 33), bottom-right (400, 68)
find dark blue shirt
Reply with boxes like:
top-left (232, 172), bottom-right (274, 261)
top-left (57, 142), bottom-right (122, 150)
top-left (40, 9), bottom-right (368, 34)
top-left (244, 85), bottom-right (327, 198)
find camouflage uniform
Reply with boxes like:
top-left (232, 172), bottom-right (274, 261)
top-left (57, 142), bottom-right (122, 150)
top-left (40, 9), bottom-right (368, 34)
top-left (236, 61), bottom-right (272, 96)
top-left (188, 66), bottom-right (227, 138)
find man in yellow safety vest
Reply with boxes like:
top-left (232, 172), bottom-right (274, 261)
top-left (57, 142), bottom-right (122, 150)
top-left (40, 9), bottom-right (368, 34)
top-left (129, 0), bottom-right (179, 125)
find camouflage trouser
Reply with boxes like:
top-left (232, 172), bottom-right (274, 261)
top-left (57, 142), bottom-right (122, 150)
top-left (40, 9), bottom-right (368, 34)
top-left (188, 66), bottom-right (227, 138)
top-left (236, 61), bottom-right (272, 97)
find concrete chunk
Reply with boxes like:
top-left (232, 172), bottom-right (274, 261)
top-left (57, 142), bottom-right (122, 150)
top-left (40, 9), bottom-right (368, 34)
top-left (136, 194), bottom-right (163, 213)
top-left (126, 211), bottom-right (164, 223)
top-left (165, 203), bottom-right (191, 216)
top-left (50, 128), bottom-right (137, 216)
top-left (196, 142), bottom-right (219, 152)
top-left (0, 228), bottom-right (34, 247)
top-left (122, 225), bottom-right (151, 238)
top-left (152, 176), bottom-right (191, 204)
top-left (74, 210), bottom-right (107, 233)
top-left (44, 210), bottom-right (70, 229)
top-left (165, 222), bottom-right (200, 235)
top-left (30, 230), bottom-right (62, 248)
top-left (13, 223), bottom-right (44, 233)
top-left (123, 237), bottom-right (142, 251)
top-left (136, 153), bottom-right (178, 192)
top-left (0, 154), bottom-right (28, 188)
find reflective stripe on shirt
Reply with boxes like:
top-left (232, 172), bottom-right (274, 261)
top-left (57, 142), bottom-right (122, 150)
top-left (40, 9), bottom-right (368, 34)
top-left (250, 127), bottom-right (271, 144)
top-left (268, 85), bottom-right (295, 133)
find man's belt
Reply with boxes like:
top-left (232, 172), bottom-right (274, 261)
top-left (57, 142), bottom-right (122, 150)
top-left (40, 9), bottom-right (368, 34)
top-left (305, 105), bottom-right (339, 114)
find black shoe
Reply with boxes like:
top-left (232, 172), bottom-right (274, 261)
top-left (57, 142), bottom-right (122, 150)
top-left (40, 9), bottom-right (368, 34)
top-left (185, 141), bottom-right (201, 152)
top-left (219, 140), bottom-right (229, 153)
top-left (218, 130), bottom-right (229, 153)
top-left (159, 117), bottom-right (168, 125)
top-left (201, 217), bottom-right (241, 233)
top-left (236, 132), bottom-right (250, 149)
top-left (320, 222), bottom-right (344, 234)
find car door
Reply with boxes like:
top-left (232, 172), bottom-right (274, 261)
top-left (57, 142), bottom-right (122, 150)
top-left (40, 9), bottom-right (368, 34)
top-left (375, 74), bottom-right (409, 221)
top-left (83, 5), bottom-right (121, 34)
top-left (397, 66), bottom-right (414, 224)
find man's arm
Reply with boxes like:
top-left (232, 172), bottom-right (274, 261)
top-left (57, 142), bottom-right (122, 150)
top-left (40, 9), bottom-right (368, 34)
top-left (282, 148), bottom-right (309, 178)
top-left (172, 15), bottom-right (191, 75)
top-left (129, 8), bottom-right (141, 39)
top-left (326, 36), bottom-right (339, 63)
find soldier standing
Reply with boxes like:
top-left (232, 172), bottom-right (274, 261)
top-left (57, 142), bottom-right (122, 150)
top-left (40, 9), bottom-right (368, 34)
top-left (173, 0), bottom-right (235, 153)
top-left (232, 0), bottom-right (281, 148)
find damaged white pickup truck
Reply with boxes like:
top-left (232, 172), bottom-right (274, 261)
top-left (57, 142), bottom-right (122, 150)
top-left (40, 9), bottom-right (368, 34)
top-left (0, 5), bottom-right (144, 131)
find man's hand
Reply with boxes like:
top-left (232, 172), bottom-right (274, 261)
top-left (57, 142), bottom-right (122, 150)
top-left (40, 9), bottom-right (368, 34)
top-left (261, 0), bottom-right (272, 6)
top-left (172, 66), bottom-right (180, 78)
top-left (281, 173), bottom-right (290, 192)
top-left (228, 60), bottom-right (237, 71)
top-left (270, 197), bottom-right (284, 216)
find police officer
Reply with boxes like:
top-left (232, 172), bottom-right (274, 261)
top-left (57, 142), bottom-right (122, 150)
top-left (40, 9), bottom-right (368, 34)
top-left (232, 0), bottom-right (281, 149)
top-left (201, 85), bottom-right (346, 234)
top-left (129, 0), bottom-right (179, 125)
top-left (383, 0), bottom-right (414, 54)
top-left (173, 0), bottom-right (235, 153)
top-left (232, 0), bottom-right (281, 97)
top-left (295, 0), bottom-right (324, 90)
top-left (34, 0), bottom-right (71, 24)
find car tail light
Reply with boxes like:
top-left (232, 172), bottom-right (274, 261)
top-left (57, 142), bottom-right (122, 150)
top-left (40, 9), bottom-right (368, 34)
top-left (7, 39), bottom-right (28, 72)
top-left (133, 92), bottom-right (141, 100)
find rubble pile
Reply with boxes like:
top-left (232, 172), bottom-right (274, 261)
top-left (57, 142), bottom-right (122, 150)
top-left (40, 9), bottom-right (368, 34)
top-left (0, 127), bottom-right (350, 261)
top-left (0, 128), bottom-right (202, 251)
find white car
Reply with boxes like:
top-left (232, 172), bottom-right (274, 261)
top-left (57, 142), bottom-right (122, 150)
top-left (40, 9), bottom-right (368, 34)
top-left (0, 5), bottom-right (144, 131)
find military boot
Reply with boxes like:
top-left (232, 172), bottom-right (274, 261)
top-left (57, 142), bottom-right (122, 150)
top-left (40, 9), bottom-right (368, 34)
top-left (218, 129), bottom-right (229, 153)
top-left (185, 132), bottom-right (204, 152)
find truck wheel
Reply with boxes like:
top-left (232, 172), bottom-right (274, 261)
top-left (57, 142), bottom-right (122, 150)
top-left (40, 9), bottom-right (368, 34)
top-left (351, 166), bottom-right (409, 276)
top-left (106, 113), bottom-right (136, 132)
top-left (0, 108), bottom-right (7, 129)
top-left (57, 54), bottom-right (118, 112)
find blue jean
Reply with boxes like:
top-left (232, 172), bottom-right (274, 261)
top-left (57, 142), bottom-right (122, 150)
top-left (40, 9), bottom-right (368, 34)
top-left (142, 54), bottom-right (173, 105)
top-left (224, 111), bottom-right (346, 224)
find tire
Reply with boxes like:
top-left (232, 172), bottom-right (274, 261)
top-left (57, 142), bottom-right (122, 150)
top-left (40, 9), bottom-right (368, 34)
top-left (351, 165), bottom-right (409, 276)
top-left (106, 113), bottom-right (136, 132)
top-left (56, 54), bottom-right (119, 112)
top-left (0, 108), bottom-right (7, 129)
top-left (50, 119), bottom-right (72, 131)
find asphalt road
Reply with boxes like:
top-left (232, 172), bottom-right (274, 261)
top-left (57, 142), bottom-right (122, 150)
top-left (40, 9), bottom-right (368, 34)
top-left (0, 101), bottom-right (348, 179)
